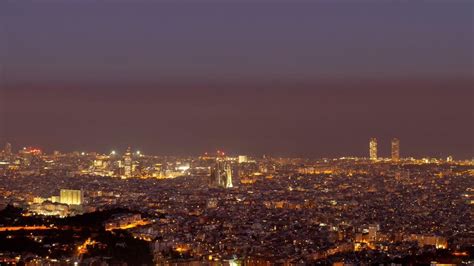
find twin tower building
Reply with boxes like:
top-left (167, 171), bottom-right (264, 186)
top-left (370, 138), bottom-right (400, 161)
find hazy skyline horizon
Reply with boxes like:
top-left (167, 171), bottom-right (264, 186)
top-left (0, 139), bottom-right (471, 160)
top-left (1, 78), bottom-right (472, 159)
top-left (0, 1), bottom-right (472, 159)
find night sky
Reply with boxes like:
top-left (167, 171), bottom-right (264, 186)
top-left (0, 1), bottom-right (472, 158)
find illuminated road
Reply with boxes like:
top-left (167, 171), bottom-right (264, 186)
top-left (0, 225), bottom-right (55, 231)
top-left (105, 220), bottom-right (150, 231)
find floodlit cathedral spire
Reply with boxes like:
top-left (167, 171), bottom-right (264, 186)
top-left (225, 163), bottom-right (233, 188)
top-left (210, 154), bottom-right (233, 189)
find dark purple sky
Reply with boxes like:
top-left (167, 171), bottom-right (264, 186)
top-left (0, 1), bottom-right (473, 158)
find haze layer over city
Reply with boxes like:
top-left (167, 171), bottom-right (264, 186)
top-left (0, 1), bottom-right (472, 265)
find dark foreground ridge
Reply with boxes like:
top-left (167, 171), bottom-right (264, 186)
top-left (0, 206), bottom-right (153, 265)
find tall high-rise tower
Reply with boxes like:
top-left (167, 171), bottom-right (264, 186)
top-left (391, 138), bottom-right (400, 162)
top-left (369, 138), bottom-right (377, 161)
top-left (123, 147), bottom-right (132, 179)
top-left (3, 142), bottom-right (12, 156)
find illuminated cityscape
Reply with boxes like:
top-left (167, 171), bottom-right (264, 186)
top-left (0, 141), bottom-right (472, 265)
top-left (0, 1), bottom-right (472, 265)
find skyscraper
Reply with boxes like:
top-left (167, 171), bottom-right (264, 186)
top-left (369, 138), bottom-right (377, 161)
top-left (391, 138), bottom-right (400, 162)
top-left (3, 142), bottom-right (12, 156)
top-left (123, 147), bottom-right (132, 179)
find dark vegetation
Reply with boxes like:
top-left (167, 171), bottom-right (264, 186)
top-left (0, 205), bottom-right (154, 265)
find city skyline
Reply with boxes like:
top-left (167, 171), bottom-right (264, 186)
top-left (0, 136), bottom-right (467, 161)
top-left (1, 1), bottom-right (473, 159)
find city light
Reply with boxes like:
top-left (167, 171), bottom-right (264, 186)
top-left (0, 140), bottom-right (471, 264)
top-left (0, 2), bottom-right (470, 264)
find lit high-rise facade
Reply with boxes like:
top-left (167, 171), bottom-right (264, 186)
top-left (391, 138), bottom-right (400, 162)
top-left (3, 142), bottom-right (12, 156)
top-left (123, 147), bottom-right (132, 179)
top-left (369, 138), bottom-right (377, 161)
top-left (59, 189), bottom-right (83, 205)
